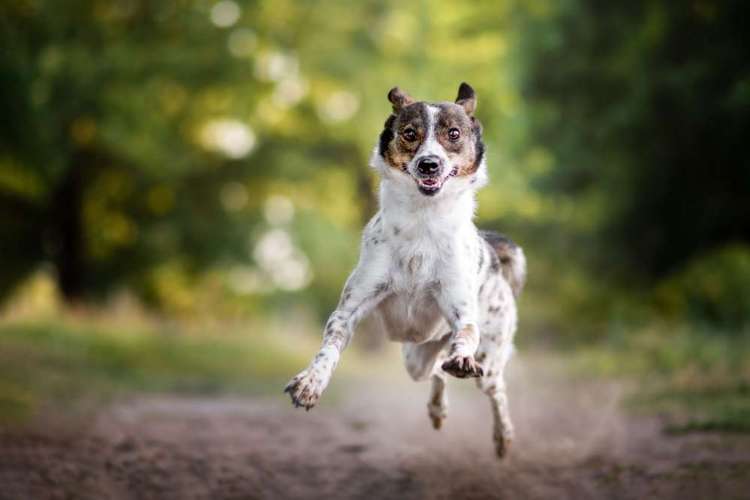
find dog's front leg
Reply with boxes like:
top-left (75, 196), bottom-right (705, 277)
top-left (435, 268), bottom-right (483, 379)
top-left (285, 256), bottom-right (390, 410)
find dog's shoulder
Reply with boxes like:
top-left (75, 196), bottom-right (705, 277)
top-left (361, 212), bottom-right (385, 244)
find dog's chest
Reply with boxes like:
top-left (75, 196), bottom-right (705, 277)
top-left (386, 219), bottom-right (456, 286)
top-left (376, 291), bottom-right (444, 343)
top-left (374, 223), bottom-right (456, 343)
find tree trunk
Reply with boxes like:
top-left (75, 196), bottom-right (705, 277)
top-left (51, 155), bottom-right (86, 304)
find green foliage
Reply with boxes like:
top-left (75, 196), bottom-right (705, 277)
top-left (0, 319), bottom-right (306, 423)
top-left (574, 322), bottom-right (750, 432)
top-left (0, 0), bottom-right (543, 320)
top-left (659, 385), bottom-right (750, 434)
top-left (1, 0), bottom-right (747, 339)
top-left (656, 244), bottom-right (750, 330)
top-left (0, 0), bottom-right (262, 301)
top-left (523, 0), bottom-right (750, 280)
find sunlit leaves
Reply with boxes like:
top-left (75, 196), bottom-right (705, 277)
top-left (0, 0), bottom-right (558, 316)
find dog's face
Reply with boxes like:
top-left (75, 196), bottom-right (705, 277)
top-left (375, 83), bottom-right (485, 197)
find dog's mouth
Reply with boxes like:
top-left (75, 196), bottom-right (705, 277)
top-left (416, 177), bottom-right (443, 196)
top-left (415, 167), bottom-right (458, 196)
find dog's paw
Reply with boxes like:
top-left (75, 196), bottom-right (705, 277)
top-left (429, 411), bottom-right (446, 430)
top-left (428, 403), bottom-right (447, 430)
top-left (494, 435), bottom-right (512, 459)
top-left (441, 355), bottom-right (484, 379)
top-left (284, 368), bottom-right (328, 410)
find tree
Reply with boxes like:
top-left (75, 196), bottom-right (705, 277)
top-left (0, 0), bottom-right (531, 316)
top-left (1, 1), bottom-right (258, 302)
top-left (523, 0), bottom-right (750, 280)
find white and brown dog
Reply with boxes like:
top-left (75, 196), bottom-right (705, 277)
top-left (285, 83), bottom-right (526, 458)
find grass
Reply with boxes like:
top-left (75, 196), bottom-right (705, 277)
top-left (571, 322), bottom-right (750, 434)
top-left (0, 318), bottom-right (308, 424)
top-left (656, 384), bottom-right (750, 434)
top-left (3, 312), bottom-right (748, 435)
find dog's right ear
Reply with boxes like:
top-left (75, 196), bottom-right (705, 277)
top-left (387, 87), bottom-right (414, 113)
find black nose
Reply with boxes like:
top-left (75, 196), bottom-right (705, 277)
top-left (417, 156), bottom-right (440, 176)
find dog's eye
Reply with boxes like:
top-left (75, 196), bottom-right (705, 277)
top-left (402, 128), bottom-right (417, 142)
top-left (448, 128), bottom-right (460, 141)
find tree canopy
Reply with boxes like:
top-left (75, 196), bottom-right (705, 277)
top-left (1, 0), bottom-right (748, 330)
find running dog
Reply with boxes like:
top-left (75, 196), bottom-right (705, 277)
top-left (284, 83), bottom-right (526, 458)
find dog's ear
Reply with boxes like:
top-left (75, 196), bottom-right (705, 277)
top-left (455, 82), bottom-right (477, 116)
top-left (387, 87), bottom-right (414, 113)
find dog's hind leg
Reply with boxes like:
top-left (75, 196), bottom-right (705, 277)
top-left (427, 373), bottom-right (448, 429)
top-left (477, 343), bottom-right (513, 458)
top-left (401, 334), bottom-right (451, 382)
top-left (479, 375), bottom-right (513, 458)
top-left (402, 336), bottom-right (453, 429)
top-left (476, 347), bottom-right (514, 458)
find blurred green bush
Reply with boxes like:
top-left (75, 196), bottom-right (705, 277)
top-left (656, 244), bottom-right (750, 331)
top-left (1, 0), bottom-right (748, 344)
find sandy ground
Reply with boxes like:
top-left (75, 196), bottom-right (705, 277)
top-left (1, 352), bottom-right (749, 500)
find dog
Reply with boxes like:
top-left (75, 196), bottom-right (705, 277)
top-left (284, 83), bottom-right (526, 458)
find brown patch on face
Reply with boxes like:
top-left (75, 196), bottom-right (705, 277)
top-left (435, 103), bottom-right (483, 176)
top-left (382, 102), bottom-right (429, 172)
top-left (378, 85), bottom-right (485, 178)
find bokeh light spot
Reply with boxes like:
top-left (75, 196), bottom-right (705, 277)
top-left (210, 1), bottom-right (240, 28)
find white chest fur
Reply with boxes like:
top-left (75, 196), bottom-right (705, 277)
top-left (370, 180), bottom-right (478, 344)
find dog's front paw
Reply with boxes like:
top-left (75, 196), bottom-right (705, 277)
top-left (441, 355), bottom-right (484, 379)
top-left (284, 368), bottom-right (328, 410)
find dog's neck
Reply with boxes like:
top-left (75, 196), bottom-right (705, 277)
top-left (378, 178), bottom-right (477, 234)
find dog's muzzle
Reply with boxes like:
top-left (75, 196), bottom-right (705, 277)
top-left (415, 155), bottom-right (445, 196)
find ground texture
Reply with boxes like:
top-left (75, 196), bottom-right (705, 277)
top-left (1, 353), bottom-right (749, 500)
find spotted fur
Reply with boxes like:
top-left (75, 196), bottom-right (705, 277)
top-left (285, 83), bottom-right (526, 459)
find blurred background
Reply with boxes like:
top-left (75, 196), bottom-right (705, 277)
top-left (1, 0), bottom-right (749, 434)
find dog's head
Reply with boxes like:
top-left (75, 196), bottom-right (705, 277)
top-left (372, 82), bottom-right (486, 197)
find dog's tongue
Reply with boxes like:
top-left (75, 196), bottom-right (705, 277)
top-left (421, 178), bottom-right (438, 186)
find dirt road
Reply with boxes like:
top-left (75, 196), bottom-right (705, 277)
top-left (1, 352), bottom-right (749, 500)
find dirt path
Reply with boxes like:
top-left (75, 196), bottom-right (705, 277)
top-left (1, 352), bottom-right (749, 500)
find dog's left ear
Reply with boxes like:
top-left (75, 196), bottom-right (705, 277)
top-left (455, 82), bottom-right (477, 116)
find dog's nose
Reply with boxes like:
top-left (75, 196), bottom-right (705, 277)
top-left (417, 156), bottom-right (441, 176)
